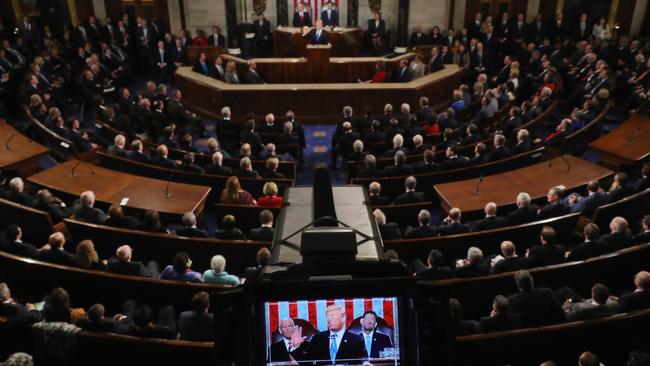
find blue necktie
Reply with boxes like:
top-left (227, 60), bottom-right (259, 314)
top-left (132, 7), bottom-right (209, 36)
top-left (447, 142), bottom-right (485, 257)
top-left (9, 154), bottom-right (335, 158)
top-left (329, 334), bottom-right (338, 362)
top-left (365, 335), bottom-right (372, 357)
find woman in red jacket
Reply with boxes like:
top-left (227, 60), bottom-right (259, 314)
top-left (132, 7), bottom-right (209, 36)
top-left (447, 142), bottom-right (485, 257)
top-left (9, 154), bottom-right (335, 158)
top-left (257, 182), bottom-right (283, 208)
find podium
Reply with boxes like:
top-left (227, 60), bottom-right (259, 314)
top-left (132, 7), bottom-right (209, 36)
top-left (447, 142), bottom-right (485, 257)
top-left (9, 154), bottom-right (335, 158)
top-left (305, 44), bottom-right (331, 82)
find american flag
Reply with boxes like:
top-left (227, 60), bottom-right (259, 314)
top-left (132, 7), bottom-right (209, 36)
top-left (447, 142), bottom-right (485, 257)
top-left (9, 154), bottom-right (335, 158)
top-left (293, 0), bottom-right (340, 22)
top-left (265, 297), bottom-right (397, 346)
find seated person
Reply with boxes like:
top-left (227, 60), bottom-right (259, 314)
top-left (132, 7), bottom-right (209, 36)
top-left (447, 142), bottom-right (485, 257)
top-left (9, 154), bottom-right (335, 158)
top-left (414, 249), bottom-right (453, 280)
top-left (73, 190), bottom-right (107, 224)
top-left (449, 299), bottom-right (479, 336)
top-left (564, 283), bottom-right (619, 321)
top-left (441, 144), bottom-right (469, 170)
top-left (0, 283), bottom-right (43, 324)
top-left (373, 209), bottom-right (402, 240)
top-left (76, 303), bottom-right (128, 333)
top-left (151, 144), bottom-right (180, 169)
top-left (566, 223), bottom-right (602, 261)
top-left (203, 255), bottom-right (241, 286)
top-left (41, 287), bottom-right (74, 323)
top-left (178, 292), bottom-right (215, 341)
top-left (367, 181), bottom-right (391, 206)
top-left (213, 215), bottom-right (247, 240)
top-left (243, 61), bottom-right (265, 84)
top-left (607, 172), bottom-right (634, 203)
top-left (121, 302), bottom-right (177, 339)
top-left (413, 149), bottom-right (440, 173)
top-left (394, 176), bottom-right (426, 204)
top-left (404, 209), bottom-right (438, 239)
top-left (178, 152), bottom-right (205, 173)
top-left (596, 216), bottom-right (633, 253)
top-left (454, 246), bottom-right (490, 278)
top-left (537, 186), bottom-right (569, 220)
top-left (108, 245), bottom-right (159, 278)
top-left (34, 189), bottom-right (70, 222)
top-left (258, 181), bottom-right (283, 207)
top-left (106, 203), bottom-right (141, 229)
top-left (513, 129), bottom-right (533, 154)
top-left (261, 157), bottom-right (285, 179)
top-left (74, 240), bottom-right (108, 271)
top-left (489, 134), bottom-right (513, 161)
top-left (140, 209), bottom-right (169, 234)
top-left (384, 150), bottom-right (412, 177)
top-left (632, 215), bottom-right (650, 245)
top-left (160, 251), bottom-right (203, 283)
top-left (39, 232), bottom-right (75, 266)
top-left (619, 271), bottom-right (650, 311)
top-left (470, 202), bottom-right (509, 232)
top-left (3, 177), bottom-right (34, 206)
top-left (107, 134), bottom-right (128, 157)
top-left (358, 61), bottom-right (387, 83)
top-left (525, 226), bottom-right (566, 267)
top-left (467, 143), bottom-right (490, 166)
top-left (506, 270), bottom-right (566, 327)
top-left (356, 154), bottom-right (384, 178)
top-left (158, 126), bottom-right (179, 150)
top-left (566, 180), bottom-right (608, 217)
top-left (219, 176), bottom-right (257, 205)
top-left (248, 210), bottom-right (275, 242)
top-left (347, 139), bottom-right (367, 162)
top-left (127, 139), bottom-right (151, 164)
top-left (437, 207), bottom-right (469, 236)
top-left (506, 192), bottom-right (540, 225)
top-left (478, 295), bottom-right (522, 333)
top-left (3, 225), bottom-right (40, 259)
top-left (235, 157), bottom-right (260, 178)
top-left (175, 212), bottom-right (208, 238)
top-left (204, 151), bottom-right (232, 176)
top-left (490, 241), bottom-right (529, 274)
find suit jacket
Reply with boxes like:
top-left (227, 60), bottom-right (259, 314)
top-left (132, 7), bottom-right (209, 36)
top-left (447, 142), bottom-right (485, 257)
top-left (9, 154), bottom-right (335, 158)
top-left (356, 167), bottom-right (384, 179)
top-left (394, 191), bottom-right (426, 205)
top-left (176, 227), bottom-right (208, 238)
top-left (566, 301), bottom-right (619, 321)
top-left (77, 316), bottom-right (128, 333)
top-left (454, 262), bottom-right (491, 278)
top-left (396, 67), bottom-right (413, 82)
top-left (571, 191), bottom-right (609, 217)
top-left (205, 164), bottom-right (233, 176)
top-left (107, 260), bottom-right (154, 277)
top-left (527, 244), bottom-right (566, 267)
top-left (207, 33), bottom-right (226, 48)
top-left (537, 202), bottom-right (569, 220)
top-left (269, 338), bottom-right (293, 362)
top-left (409, 32), bottom-right (429, 47)
top-left (513, 139), bottom-right (533, 154)
top-left (491, 257), bottom-right (530, 274)
top-left (384, 163), bottom-right (413, 177)
top-left (74, 205), bottom-right (108, 224)
top-left (40, 249), bottom-right (75, 266)
top-left (632, 231), bottom-right (650, 245)
top-left (248, 226), bottom-right (275, 242)
top-left (362, 330), bottom-right (392, 358)
top-left (437, 222), bottom-right (469, 236)
top-left (151, 155), bottom-right (179, 169)
top-left (321, 9), bottom-right (339, 27)
top-left (367, 19), bottom-right (386, 36)
top-left (243, 69), bottom-right (265, 84)
top-left (506, 205), bottom-right (540, 226)
top-left (620, 290), bottom-right (650, 312)
top-left (367, 195), bottom-right (391, 206)
top-left (441, 156), bottom-right (469, 170)
top-left (305, 28), bottom-right (329, 45)
top-left (0, 302), bottom-right (43, 325)
top-left (470, 216), bottom-right (509, 232)
top-left (479, 313), bottom-right (522, 333)
top-left (378, 223), bottom-right (402, 240)
top-left (404, 224), bottom-right (438, 239)
top-left (178, 311), bottom-right (214, 341)
top-left (292, 12), bottom-right (313, 27)
top-left (6, 241), bottom-right (40, 259)
top-left (417, 266), bottom-right (453, 280)
top-left (633, 177), bottom-right (650, 193)
top-left (507, 288), bottom-right (565, 327)
top-left (128, 151), bottom-right (151, 164)
top-left (292, 329), bottom-right (366, 363)
top-left (596, 230), bottom-right (633, 253)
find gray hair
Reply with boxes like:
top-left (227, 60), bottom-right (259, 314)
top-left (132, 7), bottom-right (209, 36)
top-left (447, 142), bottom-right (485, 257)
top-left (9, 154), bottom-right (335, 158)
top-left (412, 134), bottom-right (423, 146)
top-left (283, 121), bottom-right (293, 134)
top-left (515, 270), bottom-right (534, 291)
top-left (418, 209), bottom-right (430, 225)
top-left (364, 154), bottom-right (376, 168)
top-left (80, 191), bottom-right (96, 207)
top-left (393, 134), bottom-right (404, 147)
top-left (517, 128), bottom-right (529, 140)
top-left (0, 283), bottom-right (10, 301)
top-left (467, 246), bottom-right (483, 263)
top-left (182, 212), bottom-right (197, 227)
top-left (240, 156), bottom-right (252, 169)
top-left (343, 105), bottom-right (353, 116)
top-left (210, 254), bottom-right (226, 273)
top-left (114, 134), bottom-right (126, 148)
top-left (353, 139), bottom-right (364, 152)
top-left (516, 192), bottom-right (531, 207)
top-left (212, 151), bottom-right (223, 165)
top-left (8, 177), bottom-right (23, 192)
top-left (395, 150), bottom-right (406, 165)
top-left (220, 106), bottom-right (231, 116)
top-left (373, 209), bottom-right (386, 225)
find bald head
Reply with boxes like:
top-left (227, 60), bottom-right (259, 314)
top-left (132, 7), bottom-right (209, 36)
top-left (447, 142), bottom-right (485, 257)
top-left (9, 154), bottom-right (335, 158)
top-left (484, 202), bottom-right (497, 216)
top-left (48, 232), bottom-right (66, 250)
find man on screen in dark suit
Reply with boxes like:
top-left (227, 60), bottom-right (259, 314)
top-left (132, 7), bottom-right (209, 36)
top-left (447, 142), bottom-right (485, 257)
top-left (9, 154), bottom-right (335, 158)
top-left (290, 305), bottom-right (366, 364)
top-left (359, 310), bottom-right (393, 358)
top-left (268, 318), bottom-right (299, 362)
top-left (321, 2), bottom-right (339, 27)
top-left (304, 20), bottom-right (329, 45)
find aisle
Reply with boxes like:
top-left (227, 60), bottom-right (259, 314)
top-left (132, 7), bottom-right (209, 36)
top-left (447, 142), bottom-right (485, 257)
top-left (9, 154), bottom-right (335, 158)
top-left (297, 125), bottom-right (345, 186)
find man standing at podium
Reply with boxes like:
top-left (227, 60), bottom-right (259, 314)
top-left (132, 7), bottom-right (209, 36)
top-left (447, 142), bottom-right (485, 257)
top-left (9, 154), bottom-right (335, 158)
top-left (293, 3), bottom-right (313, 27)
top-left (321, 2), bottom-right (339, 27)
top-left (304, 20), bottom-right (329, 45)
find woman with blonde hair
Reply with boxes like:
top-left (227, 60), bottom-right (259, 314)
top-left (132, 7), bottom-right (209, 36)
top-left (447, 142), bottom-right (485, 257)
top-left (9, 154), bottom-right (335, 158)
top-left (75, 240), bottom-right (107, 271)
top-left (258, 181), bottom-right (283, 207)
top-left (219, 176), bottom-right (257, 205)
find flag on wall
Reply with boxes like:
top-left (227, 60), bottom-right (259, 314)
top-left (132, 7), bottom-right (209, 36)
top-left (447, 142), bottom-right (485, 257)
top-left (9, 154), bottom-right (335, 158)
top-left (265, 297), bottom-right (397, 345)
top-left (293, 0), bottom-right (340, 21)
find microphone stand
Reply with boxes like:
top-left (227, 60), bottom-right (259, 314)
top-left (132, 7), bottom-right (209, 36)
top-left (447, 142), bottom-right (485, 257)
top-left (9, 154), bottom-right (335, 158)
top-left (164, 174), bottom-right (175, 198)
top-left (70, 162), bottom-right (96, 177)
top-left (5, 134), bottom-right (15, 151)
top-left (473, 172), bottom-right (484, 196)
top-left (560, 155), bottom-right (571, 172)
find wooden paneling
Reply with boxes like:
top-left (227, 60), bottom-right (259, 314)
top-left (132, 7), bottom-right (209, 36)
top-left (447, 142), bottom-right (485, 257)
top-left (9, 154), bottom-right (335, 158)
top-left (74, 0), bottom-right (95, 22)
top-left (615, 0), bottom-right (636, 36)
top-left (153, 0), bottom-right (170, 33)
top-left (104, 0), bottom-right (124, 21)
top-left (540, 0), bottom-right (560, 22)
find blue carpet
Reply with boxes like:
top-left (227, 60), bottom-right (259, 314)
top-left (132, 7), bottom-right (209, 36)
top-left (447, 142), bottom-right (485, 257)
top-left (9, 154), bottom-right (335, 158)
top-left (298, 125), bottom-right (346, 186)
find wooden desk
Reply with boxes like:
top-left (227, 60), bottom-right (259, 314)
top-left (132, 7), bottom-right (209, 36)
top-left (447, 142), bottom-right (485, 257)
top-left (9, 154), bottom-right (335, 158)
top-left (0, 120), bottom-right (49, 176)
top-left (174, 64), bottom-right (462, 124)
top-left (434, 155), bottom-right (613, 216)
top-left (588, 114), bottom-right (650, 169)
top-left (27, 160), bottom-right (211, 222)
top-left (273, 27), bottom-right (362, 57)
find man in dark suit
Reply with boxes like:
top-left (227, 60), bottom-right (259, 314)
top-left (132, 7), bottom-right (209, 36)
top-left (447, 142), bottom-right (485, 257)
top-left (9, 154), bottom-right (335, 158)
top-left (441, 144), bottom-right (469, 170)
top-left (607, 172), bottom-right (635, 204)
top-left (413, 149), bottom-right (440, 174)
top-left (491, 241), bottom-right (530, 274)
top-left (513, 129), bottom-right (533, 154)
top-left (437, 208), bottom-right (469, 236)
top-left (175, 212), bottom-right (208, 238)
top-left (107, 134), bottom-right (128, 158)
top-left (243, 61), bottom-right (265, 84)
top-left (73, 191), bottom-right (107, 224)
top-left (526, 226), bottom-right (566, 267)
top-left (566, 223), bottom-right (602, 261)
top-left (471, 202), bottom-right (509, 232)
top-left (454, 246), bottom-right (490, 278)
top-left (565, 283), bottom-right (620, 321)
top-left (415, 249), bottom-right (453, 280)
top-left (153, 40), bottom-right (170, 82)
top-left (3, 177), bottom-right (33, 207)
top-left (108, 245), bottom-right (158, 277)
top-left (619, 271), bottom-right (650, 312)
top-left (479, 295), bottom-right (522, 333)
top-left (249, 210), bottom-right (275, 242)
top-left (396, 59), bottom-right (413, 82)
top-left (304, 20), bottom-right (329, 45)
top-left (507, 270), bottom-right (566, 327)
top-left (151, 144), bottom-right (180, 169)
top-left (39, 232), bottom-right (75, 266)
top-left (409, 25), bottom-right (429, 48)
top-left (235, 157), bottom-right (260, 178)
top-left (374, 209), bottom-right (402, 240)
top-left (34, 189), bottom-right (71, 223)
top-left (179, 153), bottom-right (204, 174)
top-left (321, 2), bottom-right (339, 27)
top-left (127, 140), bottom-right (151, 164)
top-left (596, 216), bottom-right (633, 254)
top-left (384, 150), bottom-right (412, 177)
top-left (204, 151), bottom-right (233, 176)
top-left (404, 210), bottom-right (438, 239)
top-left (207, 26), bottom-right (226, 47)
top-left (427, 47), bottom-right (444, 73)
top-left (290, 304), bottom-right (366, 363)
top-left (568, 180), bottom-right (609, 217)
top-left (292, 3), bottom-right (313, 27)
top-left (268, 318), bottom-right (300, 362)
top-left (240, 118), bottom-right (265, 155)
top-left (210, 56), bottom-right (226, 81)
top-left (394, 176), bottom-right (426, 205)
top-left (489, 134), bottom-right (513, 162)
top-left (506, 192), bottom-right (540, 226)
top-left (572, 13), bottom-right (592, 41)
top-left (0, 283), bottom-right (43, 325)
top-left (76, 303), bottom-right (128, 333)
top-left (178, 292), bottom-right (214, 341)
top-left (634, 163), bottom-right (650, 193)
top-left (4, 226), bottom-right (40, 259)
top-left (538, 187), bottom-right (569, 220)
top-left (356, 155), bottom-right (384, 179)
top-left (633, 215), bottom-right (650, 245)
top-left (358, 310), bottom-right (393, 358)
top-left (367, 182), bottom-right (391, 206)
top-left (276, 121), bottom-right (301, 148)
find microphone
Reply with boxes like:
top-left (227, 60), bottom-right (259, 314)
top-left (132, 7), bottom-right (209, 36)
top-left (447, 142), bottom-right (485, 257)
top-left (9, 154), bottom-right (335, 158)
top-left (473, 171), bottom-right (484, 196)
top-left (560, 155), bottom-right (571, 172)
top-left (164, 174), bottom-right (175, 198)
top-left (70, 162), bottom-right (96, 177)
top-left (5, 134), bottom-right (15, 150)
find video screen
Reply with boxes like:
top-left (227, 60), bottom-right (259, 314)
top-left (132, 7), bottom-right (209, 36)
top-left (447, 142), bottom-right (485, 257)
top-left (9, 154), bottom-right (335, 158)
top-left (264, 297), bottom-right (401, 365)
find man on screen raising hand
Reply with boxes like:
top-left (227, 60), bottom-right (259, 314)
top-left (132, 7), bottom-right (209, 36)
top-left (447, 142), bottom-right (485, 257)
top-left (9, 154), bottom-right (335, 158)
top-left (289, 305), bottom-right (367, 363)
